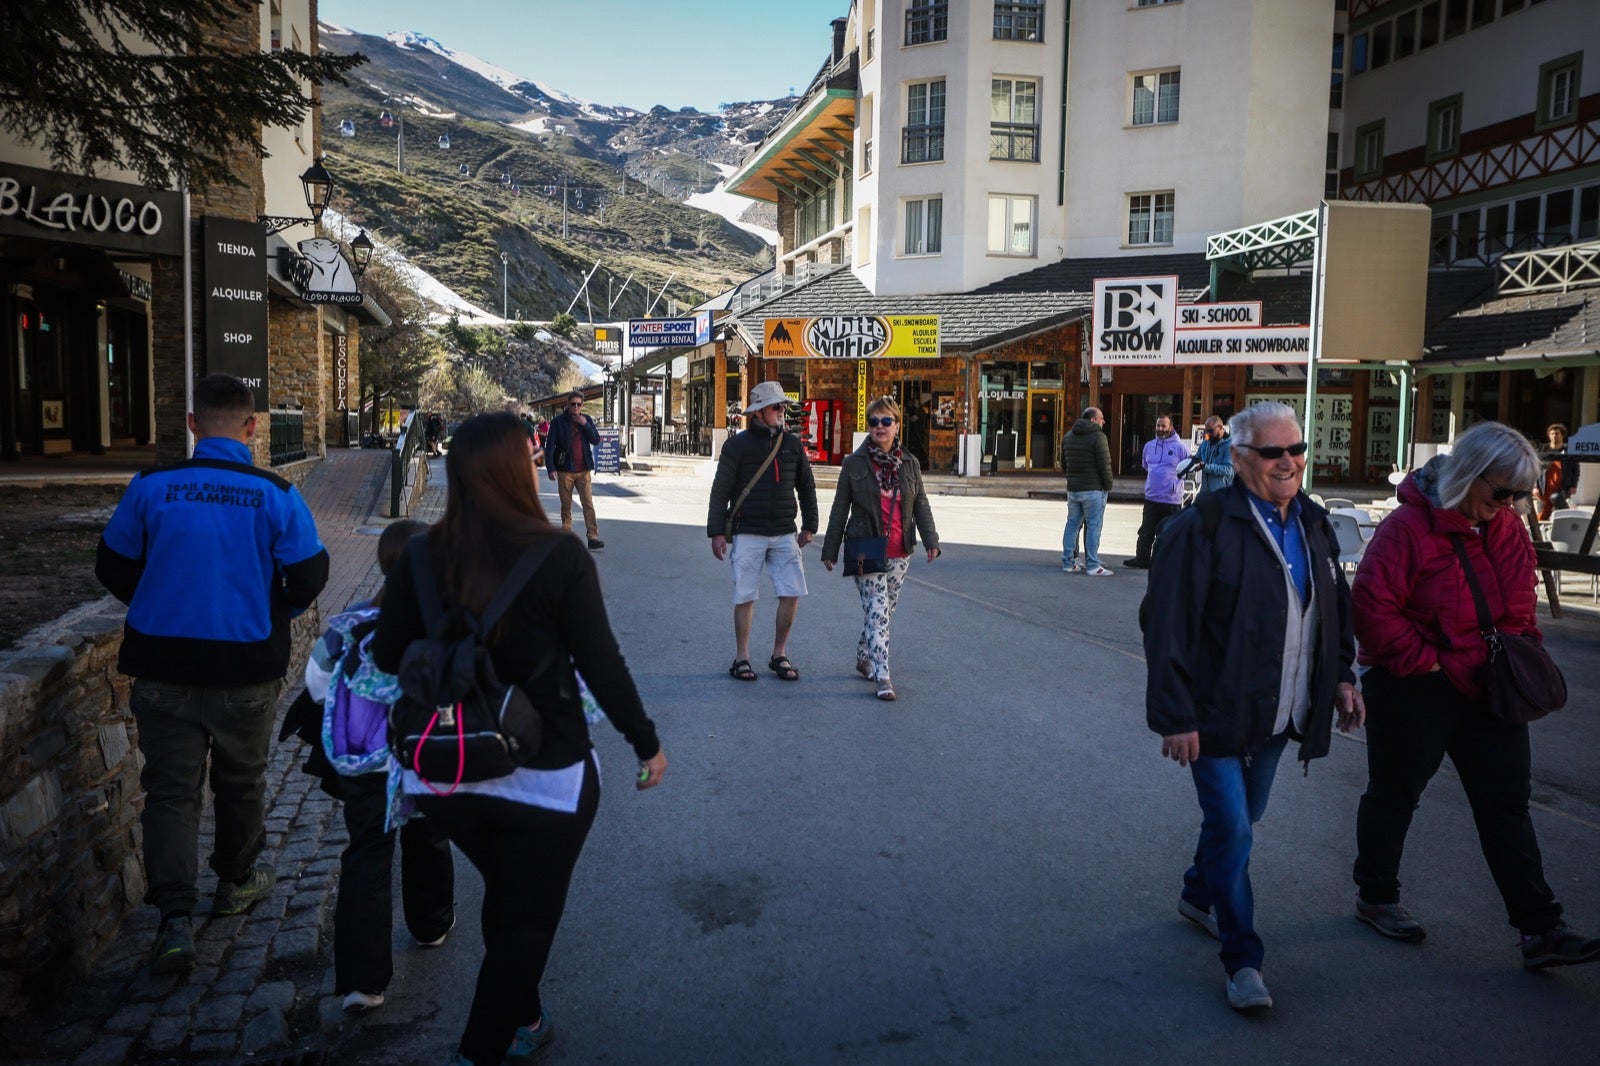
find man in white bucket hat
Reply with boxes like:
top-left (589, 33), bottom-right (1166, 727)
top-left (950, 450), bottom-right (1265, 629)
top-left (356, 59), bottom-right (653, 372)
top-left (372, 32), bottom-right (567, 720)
top-left (707, 381), bottom-right (818, 682)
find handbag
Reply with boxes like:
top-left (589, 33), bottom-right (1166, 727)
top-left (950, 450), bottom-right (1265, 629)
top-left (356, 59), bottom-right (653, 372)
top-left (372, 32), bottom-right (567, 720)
top-left (841, 477), bottom-right (898, 578)
top-left (841, 535), bottom-right (889, 577)
top-left (1449, 535), bottom-right (1567, 724)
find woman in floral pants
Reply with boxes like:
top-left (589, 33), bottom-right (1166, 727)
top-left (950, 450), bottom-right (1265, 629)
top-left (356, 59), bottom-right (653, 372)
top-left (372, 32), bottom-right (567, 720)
top-left (821, 397), bottom-right (940, 701)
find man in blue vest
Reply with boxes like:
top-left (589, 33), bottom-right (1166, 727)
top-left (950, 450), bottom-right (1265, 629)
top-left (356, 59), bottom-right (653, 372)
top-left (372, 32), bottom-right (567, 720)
top-left (96, 374), bottom-right (329, 974)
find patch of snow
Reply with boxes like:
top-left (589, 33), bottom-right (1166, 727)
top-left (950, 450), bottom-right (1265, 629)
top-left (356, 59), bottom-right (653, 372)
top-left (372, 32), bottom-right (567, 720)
top-left (686, 182), bottom-right (777, 245)
top-left (318, 20), bottom-right (354, 36)
top-left (512, 117), bottom-right (550, 135)
top-left (323, 208), bottom-right (495, 321)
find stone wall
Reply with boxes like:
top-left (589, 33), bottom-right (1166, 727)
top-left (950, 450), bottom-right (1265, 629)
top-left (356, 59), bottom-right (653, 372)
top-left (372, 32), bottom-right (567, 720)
top-left (0, 458), bottom-right (318, 1018)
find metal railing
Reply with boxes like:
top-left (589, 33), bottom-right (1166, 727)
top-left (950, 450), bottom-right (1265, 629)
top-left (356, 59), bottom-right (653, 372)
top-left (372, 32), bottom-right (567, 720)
top-left (1498, 238), bottom-right (1600, 295)
top-left (268, 405), bottom-right (306, 466)
top-left (390, 410), bottom-right (428, 517)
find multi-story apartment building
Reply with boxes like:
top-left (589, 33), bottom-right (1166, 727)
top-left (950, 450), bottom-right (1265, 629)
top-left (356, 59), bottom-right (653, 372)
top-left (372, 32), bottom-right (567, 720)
top-left (1337, 0), bottom-right (1599, 471)
top-left (721, 0), bottom-right (1338, 475)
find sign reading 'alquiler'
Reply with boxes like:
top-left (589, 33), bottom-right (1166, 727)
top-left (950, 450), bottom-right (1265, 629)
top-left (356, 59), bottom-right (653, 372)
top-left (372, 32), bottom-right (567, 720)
top-left (204, 217), bottom-right (270, 409)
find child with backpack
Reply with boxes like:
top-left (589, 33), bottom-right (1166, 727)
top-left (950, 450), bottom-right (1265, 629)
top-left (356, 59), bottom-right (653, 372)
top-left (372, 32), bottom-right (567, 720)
top-left (295, 519), bottom-right (457, 1014)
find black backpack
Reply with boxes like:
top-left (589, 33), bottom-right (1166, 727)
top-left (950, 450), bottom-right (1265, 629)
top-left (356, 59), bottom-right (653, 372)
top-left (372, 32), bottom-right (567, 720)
top-left (389, 536), bottom-right (557, 793)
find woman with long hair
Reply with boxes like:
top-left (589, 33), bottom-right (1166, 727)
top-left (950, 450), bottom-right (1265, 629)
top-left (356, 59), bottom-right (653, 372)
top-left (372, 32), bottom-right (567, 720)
top-left (371, 412), bottom-right (667, 1065)
top-left (820, 396), bottom-right (940, 701)
top-left (1350, 421), bottom-right (1597, 967)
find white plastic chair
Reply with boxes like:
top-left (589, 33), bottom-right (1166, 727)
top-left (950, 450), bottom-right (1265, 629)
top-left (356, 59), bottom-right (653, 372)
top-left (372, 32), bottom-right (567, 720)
top-left (1322, 497), bottom-right (1356, 510)
top-left (1328, 512), bottom-right (1366, 572)
top-left (1546, 511), bottom-right (1599, 601)
top-left (1332, 506), bottom-right (1377, 542)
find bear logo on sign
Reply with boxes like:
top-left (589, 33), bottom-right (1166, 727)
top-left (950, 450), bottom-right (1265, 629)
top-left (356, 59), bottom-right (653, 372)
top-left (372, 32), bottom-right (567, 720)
top-left (297, 237), bottom-right (358, 294)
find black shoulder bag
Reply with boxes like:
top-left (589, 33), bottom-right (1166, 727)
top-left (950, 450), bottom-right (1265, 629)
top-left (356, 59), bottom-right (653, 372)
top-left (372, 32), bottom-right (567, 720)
top-left (842, 477), bottom-right (895, 578)
top-left (1448, 534), bottom-right (1566, 724)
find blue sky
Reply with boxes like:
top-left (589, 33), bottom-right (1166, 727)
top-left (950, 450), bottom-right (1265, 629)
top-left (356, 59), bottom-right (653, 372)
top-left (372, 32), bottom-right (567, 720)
top-left (319, 0), bottom-right (850, 112)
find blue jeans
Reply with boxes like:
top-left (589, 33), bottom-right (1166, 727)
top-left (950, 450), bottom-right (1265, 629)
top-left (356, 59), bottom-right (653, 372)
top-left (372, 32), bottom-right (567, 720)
top-left (1181, 731), bottom-right (1290, 975)
top-left (1062, 490), bottom-right (1107, 570)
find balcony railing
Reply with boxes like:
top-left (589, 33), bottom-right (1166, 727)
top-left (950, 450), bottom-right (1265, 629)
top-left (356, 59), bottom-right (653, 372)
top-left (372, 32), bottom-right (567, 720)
top-left (989, 123), bottom-right (1039, 162)
top-left (1427, 228), bottom-right (1579, 271)
top-left (905, 2), bottom-right (948, 45)
top-left (994, 2), bottom-right (1044, 41)
top-left (902, 124), bottom-right (945, 164)
top-left (269, 405), bottom-right (306, 466)
top-left (1498, 238), bottom-right (1600, 295)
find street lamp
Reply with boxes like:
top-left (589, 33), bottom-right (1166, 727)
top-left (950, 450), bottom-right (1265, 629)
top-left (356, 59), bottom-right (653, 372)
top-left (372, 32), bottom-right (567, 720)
top-left (260, 158), bottom-right (336, 235)
top-left (500, 252), bottom-right (508, 320)
top-left (349, 230), bottom-right (374, 276)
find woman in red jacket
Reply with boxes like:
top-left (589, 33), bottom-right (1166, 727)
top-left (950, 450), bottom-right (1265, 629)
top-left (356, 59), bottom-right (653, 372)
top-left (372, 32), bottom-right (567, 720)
top-left (1350, 421), bottom-right (1598, 968)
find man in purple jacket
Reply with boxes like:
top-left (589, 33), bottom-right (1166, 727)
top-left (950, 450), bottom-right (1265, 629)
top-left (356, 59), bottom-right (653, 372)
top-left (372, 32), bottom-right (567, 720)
top-left (1126, 415), bottom-right (1188, 569)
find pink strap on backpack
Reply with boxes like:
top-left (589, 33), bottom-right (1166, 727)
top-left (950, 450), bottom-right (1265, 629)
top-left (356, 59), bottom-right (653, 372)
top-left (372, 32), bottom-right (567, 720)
top-left (413, 705), bottom-right (468, 796)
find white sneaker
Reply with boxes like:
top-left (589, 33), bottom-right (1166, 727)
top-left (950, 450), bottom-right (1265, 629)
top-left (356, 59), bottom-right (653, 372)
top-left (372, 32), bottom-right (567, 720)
top-left (1087, 566), bottom-right (1114, 576)
top-left (1227, 967), bottom-right (1273, 1011)
top-left (414, 916), bottom-right (456, 948)
top-left (342, 990), bottom-right (384, 1013)
top-left (1063, 562), bottom-right (1085, 573)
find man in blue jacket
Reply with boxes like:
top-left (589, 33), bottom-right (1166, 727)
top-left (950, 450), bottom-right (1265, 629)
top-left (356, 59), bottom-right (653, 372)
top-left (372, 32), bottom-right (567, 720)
top-left (1195, 415), bottom-right (1234, 493)
top-left (543, 389), bottom-right (604, 549)
top-left (96, 374), bottom-right (329, 974)
top-left (1139, 401), bottom-right (1363, 1014)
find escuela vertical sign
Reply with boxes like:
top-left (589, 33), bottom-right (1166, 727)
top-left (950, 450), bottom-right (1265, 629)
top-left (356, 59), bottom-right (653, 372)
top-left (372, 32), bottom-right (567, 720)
top-left (203, 217), bottom-right (269, 409)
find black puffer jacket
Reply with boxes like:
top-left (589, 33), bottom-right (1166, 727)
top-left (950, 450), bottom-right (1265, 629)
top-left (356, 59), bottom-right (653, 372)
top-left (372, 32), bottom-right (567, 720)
top-left (1061, 417), bottom-right (1112, 492)
top-left (707, 424), bottom-right (819, 537)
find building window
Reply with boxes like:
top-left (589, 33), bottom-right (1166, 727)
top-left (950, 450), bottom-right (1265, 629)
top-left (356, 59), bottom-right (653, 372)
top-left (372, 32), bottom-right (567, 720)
top-left (796, 186), bottom-right (836, 246)
top-left (903, 80), bottom-right (946, 163)
top-left (987, 194), bottom-right (1036, 256)
top-left (905, 0), bottom-right (948, 46)
top-left (1395, 8), bottom-right (1417, 59)
top-left (1418, 2), bottom-right (1442, 49)
top-left (1354, 120), bottom-right (1384, 180)
top-left (1326, 132), bottom-right (1341, 199)
top-left (1427, 94), bottom-right (1462, 159)
top-left (1132, 70), bottom-right (1180, 126)
top-left (994, 1), bottom-right (1044, 41)
top-left (1370, 19), bottom-right (1392, 69)
top-left (1538, 53), bottom-right (1581, 129)
top-left (862, 138), bottom-right (874, 175)
top-left (902, 196), bottom-right (943, 255)
top-left (1443, 0), bottom-right (1468, 40)
top-left (1127, 191), bottom-right (1175, 246)
top-left (991, 78), bottom-right (1039, 161)
top-left (1330, 33), bottom-right (1345, 108)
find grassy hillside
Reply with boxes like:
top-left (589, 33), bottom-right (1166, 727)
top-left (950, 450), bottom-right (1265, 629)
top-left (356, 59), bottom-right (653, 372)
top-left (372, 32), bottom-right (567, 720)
top-left (315, 35), bottom-right (781, 320)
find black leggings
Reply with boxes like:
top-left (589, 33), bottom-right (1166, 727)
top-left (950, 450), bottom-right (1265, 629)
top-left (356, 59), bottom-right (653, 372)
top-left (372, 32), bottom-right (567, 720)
top-left (417, 757), bottom-right (600, 1066)
top-left (1353, 667), bottom-right (1561, 934)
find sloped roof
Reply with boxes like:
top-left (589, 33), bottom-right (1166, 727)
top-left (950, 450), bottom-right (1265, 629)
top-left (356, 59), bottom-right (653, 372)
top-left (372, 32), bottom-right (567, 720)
top-left (972, 251), bottom-right (1212, 297)
top-left (1423, 284), bottom-right (1600, 365)
top-left (724, 267), bottom-right (1089, 352)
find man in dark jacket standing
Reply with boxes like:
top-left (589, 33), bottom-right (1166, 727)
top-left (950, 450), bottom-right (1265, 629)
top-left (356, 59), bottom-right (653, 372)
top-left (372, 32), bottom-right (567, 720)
top-left (1060, 407), bottom-right (1114, 575)
top-left (96, 374), bottom-right (329, 974)
top-left (707, 381), bottom-right (818, 682)
top-left (544, 389), bottom-right (604, 549)
top-left (1139, 400), bottom-right (1364, 1014)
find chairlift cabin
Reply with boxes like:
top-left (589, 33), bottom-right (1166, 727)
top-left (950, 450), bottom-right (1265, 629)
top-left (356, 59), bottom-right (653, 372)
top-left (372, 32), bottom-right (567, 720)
top-left (339, 119), bottom-right (356, 137)
top-left (379, 110), bottom-right (394, 127)
top-left (458, 163), bottom-right (470, 177)
top-left (438, 133), bottom-right (451, 150)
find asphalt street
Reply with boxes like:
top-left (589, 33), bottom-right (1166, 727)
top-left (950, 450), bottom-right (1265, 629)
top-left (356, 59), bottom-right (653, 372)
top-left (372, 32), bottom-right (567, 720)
top-left (335, 462), bottom-right (1600, 1065)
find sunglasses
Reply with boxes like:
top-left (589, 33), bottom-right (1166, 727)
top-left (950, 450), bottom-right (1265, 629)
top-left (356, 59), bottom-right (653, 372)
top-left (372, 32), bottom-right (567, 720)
top-left (567, 402), bottom-right (583, 408)
top-left (868, 416), bottom-right (896, 428)
top-left (1479, 476), bottom-right (1532, 503)
top-left (1236, 441), bottom-right (1309, 460)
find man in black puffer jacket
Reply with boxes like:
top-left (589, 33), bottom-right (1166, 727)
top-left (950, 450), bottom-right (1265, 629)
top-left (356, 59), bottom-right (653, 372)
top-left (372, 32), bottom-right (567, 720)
top-left (707, 381), bottom-right (819, 683)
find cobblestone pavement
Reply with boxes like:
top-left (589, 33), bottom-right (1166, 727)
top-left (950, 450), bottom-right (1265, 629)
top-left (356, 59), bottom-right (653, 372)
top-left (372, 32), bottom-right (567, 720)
top-left (15, 449), bottom-right (435, 1065)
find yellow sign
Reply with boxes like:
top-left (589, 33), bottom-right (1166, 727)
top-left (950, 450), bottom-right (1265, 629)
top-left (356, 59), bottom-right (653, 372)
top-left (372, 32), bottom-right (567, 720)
top-left (764, 315), bottom-right (940, 359)
top-left (856, 360), bottom-right (868, 433)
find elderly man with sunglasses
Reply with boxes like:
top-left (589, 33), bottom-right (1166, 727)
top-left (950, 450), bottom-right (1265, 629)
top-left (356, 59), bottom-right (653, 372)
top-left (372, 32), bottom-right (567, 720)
top-left (1139, 400), bottom-right (1364, 1013)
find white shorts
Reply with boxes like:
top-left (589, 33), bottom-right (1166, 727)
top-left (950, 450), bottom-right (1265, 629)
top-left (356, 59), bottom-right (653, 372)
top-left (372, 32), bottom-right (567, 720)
top-left (730, 533), bottom-right (808, 605)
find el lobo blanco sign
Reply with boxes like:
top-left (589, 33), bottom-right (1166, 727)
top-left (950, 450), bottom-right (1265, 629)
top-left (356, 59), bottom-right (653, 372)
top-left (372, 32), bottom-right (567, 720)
top-left (0, 161), bottom-right (183, 256)
top-left (285, 237), bottom-right (363, 305)
top-left (1092, 276), bottom-right (1178, 365)
top-left (763, 315), bottom-right (940, 359)
top-left (203, 217), bottom-right (269, 408)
